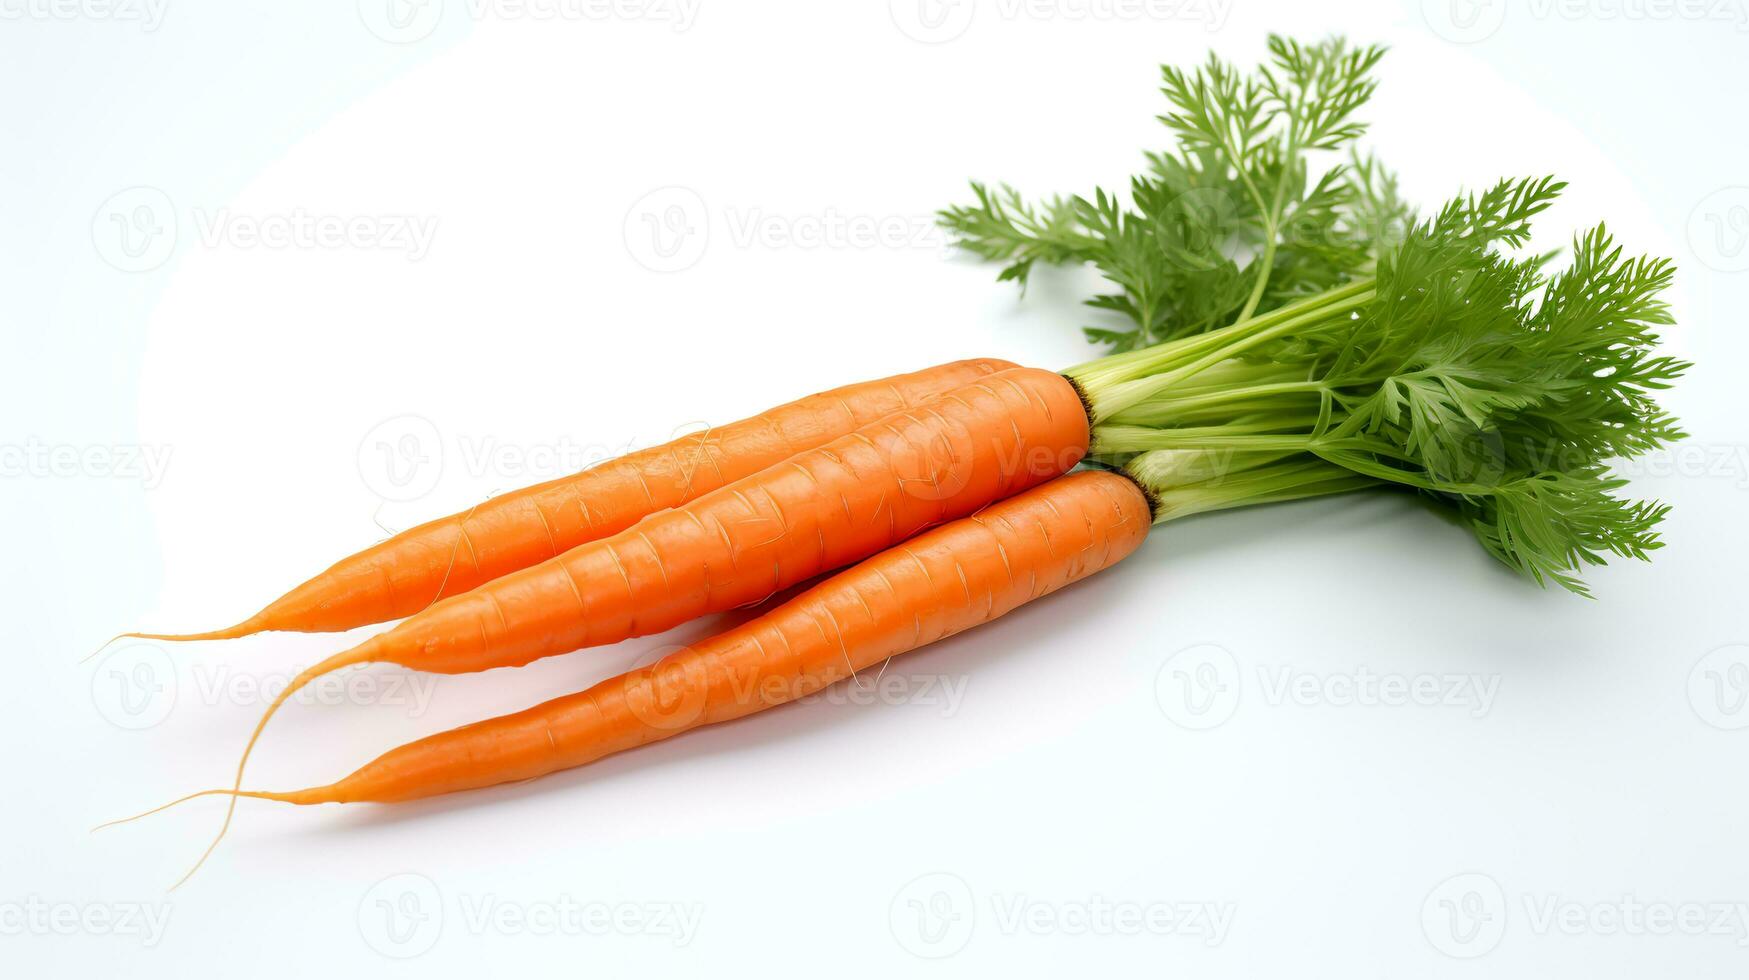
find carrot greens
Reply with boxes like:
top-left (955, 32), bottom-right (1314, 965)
top-left (943, 37), bottom-right (1687, 595)
top-left (940, 36), bottom-right (1409, 351)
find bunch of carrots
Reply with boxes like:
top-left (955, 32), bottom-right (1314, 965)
top-left (106, 37), bottom-right (1688, 883)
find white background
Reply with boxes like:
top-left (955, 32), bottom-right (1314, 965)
top-left (4, 1), bottom-right (1748, 976)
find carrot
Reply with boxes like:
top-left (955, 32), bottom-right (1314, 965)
top-left (200, 366), bottom-right (1088, 845)
top-left (122, 357), bottom-right (1017, 641)
top-left (142, 470), bottom-right (1148, 863)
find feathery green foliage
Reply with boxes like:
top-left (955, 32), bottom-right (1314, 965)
top-left (943, 37), bottom-right (1687, 595)
top-left (939, 36), bottom-right (1409, 352)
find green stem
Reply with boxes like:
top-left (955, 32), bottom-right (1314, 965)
top-left (1089, 287), bottom-right (1372, 420)
top-left (1099, 428), bottom-right (1319, 454)
top-left (1121, 379), bottom-right (1329, 416)
top-left (1230, 136), bottom-right (1298, 325)
top-left (1134, 455), bottom-right (1381, 523)
top-left (1065, 279), bottom-right (1373, 392)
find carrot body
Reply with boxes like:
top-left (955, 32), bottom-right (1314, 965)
top-left (217, 365), bottom-right (1089, 825)
top-left (325, 366), bottom-right (1089, 677)
top-left (135, 358), bottom-right (1017, 640)
top-left (254, 470), bottom-right (1152, 805)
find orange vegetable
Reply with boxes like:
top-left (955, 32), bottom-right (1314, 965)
top-left (194, 366), bottom-right (1089, 856)
top-left (123, 358), bottom-right (1017, 641)
top-left (148, 470), bottom-right (1149, 868)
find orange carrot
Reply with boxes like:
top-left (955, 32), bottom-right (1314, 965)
top-left (156, 470), bottom-right (1149, 826)
top-left (124, 358), bottom-right (1017, 641)
top-left (209, 366), bottom-right (1088, 833)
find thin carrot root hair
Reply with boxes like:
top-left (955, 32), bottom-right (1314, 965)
top-left (87, 613), bottom-right (273, 661)
top-left (156, 646), bottom-right (371, 887)
top-left (96, 785), bottom-right (308, 891)
top-left (93, 788), bottom-right (295, 832)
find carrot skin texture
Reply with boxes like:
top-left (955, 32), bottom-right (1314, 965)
top-left (345, 366), bottom-right (1090, 675)
top-left (291, 471), bottom-right (1151, 804)
top-left (168, 358), bottom-right (1018, 639)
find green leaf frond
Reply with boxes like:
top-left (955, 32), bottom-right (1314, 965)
top-left (940, 35), bottom-right (1408, 353)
